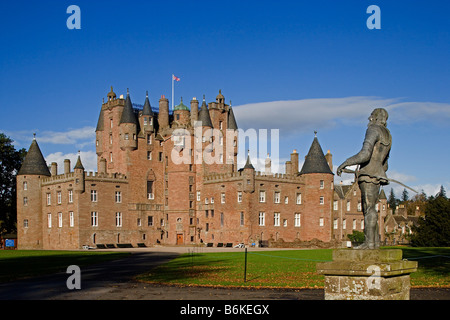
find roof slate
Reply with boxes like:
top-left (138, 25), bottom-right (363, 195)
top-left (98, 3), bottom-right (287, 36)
top-left (17, 139), bottom-right (51, 176)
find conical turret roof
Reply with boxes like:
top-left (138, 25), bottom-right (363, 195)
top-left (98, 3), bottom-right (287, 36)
top-left (74, 153), bottom-right (84, 170)
top-left (96, 108), bottom-right (104, 132)
top-left (119, 89), bottom-right (138, 125)
top-left (142, 91), bottom-right (153, 116)
top-left (299, 133), bottom-right (334, 175)
top-left (227, 105), bottom-right (238, 130)
top-left (174, 97), bottom-right (189, 111)
top-left (18, 137), bottom-right (51, 176)
top-left (198, 96), bottom-right (213, 128)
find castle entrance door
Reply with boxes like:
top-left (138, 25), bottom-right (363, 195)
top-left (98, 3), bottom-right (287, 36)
top-left (176, 233), bottom-right (183, 245)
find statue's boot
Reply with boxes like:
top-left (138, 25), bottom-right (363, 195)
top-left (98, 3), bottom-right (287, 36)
top-left (353, 241), bottom-right (375, 250)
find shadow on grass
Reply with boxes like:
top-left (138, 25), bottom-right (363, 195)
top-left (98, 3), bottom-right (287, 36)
top-left (137, 253), bottom-right (233, 285)
top-left (0, 251), bottom-right (129, 283)
top-left (399, 247), bottom-right (450, 277)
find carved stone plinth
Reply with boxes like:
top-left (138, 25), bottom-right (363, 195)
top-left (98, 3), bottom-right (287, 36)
top-left (316, 249), bottom-right (418, 300)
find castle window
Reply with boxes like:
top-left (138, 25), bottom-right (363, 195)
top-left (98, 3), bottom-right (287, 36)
top-left (205, 198), bottom-right (209, 204)
top-left (110, 119), bottom-right (113, 128)
top-left (23, 197), bottom-right (28, 206)
top-left (361, 220), bottom-right (364, 229)
top-left (319, 218), bottom-right (324, 227)
top-left (219, 121), bottom-right (223, 130)
top-left (274, 213), bottom-right (280, 226)
top-left (110, 153), bottom-right (113, 162)
top-left (70, 212), bottom-right (74, 227)
top-left (320, 196), bottom-right (324, 205)
top-left (116, 212), bottom-right (122, 227)
top-left (124, 134), bottom-right (129, 140)
top-left (91, 212), bottom-right (98, 227)
top-left (237, 191), bottom-right (242, 203)
top-left (283, 219), bottom-right (288, 227)
top-left (220, 213), bottom-right (224, 227)
top-left (147, 181), bottom-right (154, 200)
top-left (23, 219), bottom-right (29, 228)
top-left (240, 212), bottom-right (244, 226)
top-left (23, 181), bottom-right (27, 190)
top-left (148, 216), bottom-right (153, 226)
top-left (259, 212), bottom-right (265, 226)
top-left (334, 219), bottom-right (338, 230)
top-left (357, 202), bottom-right (362, 212)
top-left (68, 190), bottom-right (73, 203)
top-left (91, 190), bottom-right (97, 202)
top-left (295, 213), bottom-right (301, 227)
top-left (57, 191), bottom-right (62, 204)
top-left (211, 197), bottom-right (214, 204)
top-left (320, 180), bottom-right (324, 189)
top-left (147, 151), bottom-right (152, 160)
top-left (110, 135), bottom-right (112, 144)
top-left (274, 192), bottom-right (281, 204)
top-left (197, 191), bottom-right (201, 201)
top-left (296, 193), bottom-right (302, 205)
top-left (137, 218), bottom-right (142, 226)
top-left (147, 134), bottom-right (152, 145)
top-left (284, 196), bottom-right (288, 204)
top-left (333, 200), bottom-right (338, 211)
top-left (347, 201), bottom-right (351, 211)
top-left (352, 219), bottom-right (356, 230)
top-left (48, 213), bottom-right (52, 228)
top-left (115, 191), bottom-right (122, 203)
top-left (47, 193), bottom-right (51, 205)
top-left (158, 152), bottom-right (163, 162)
top-left (58, 212), bottom-right (63, 228)
top-left (144, 117), bottom-right (147, 125)
top-left (221, 193), bottom-right (225, 204)
top-left (343, 219), bottom-right (347, 229)
top-left (259, 191), bottom-right (266, 203)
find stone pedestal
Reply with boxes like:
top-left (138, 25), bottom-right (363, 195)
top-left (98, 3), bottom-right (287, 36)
top-left (316, 249), bottom-right (417, 300)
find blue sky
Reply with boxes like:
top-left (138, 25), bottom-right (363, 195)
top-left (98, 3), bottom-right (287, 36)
top-left (1, 0), bottom-right (449, 198)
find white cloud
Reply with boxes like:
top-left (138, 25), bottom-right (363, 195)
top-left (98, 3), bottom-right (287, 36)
top-left (45, 150), bottom-right (97, 173)
top-left (233, 96), bottom-right (450, 135)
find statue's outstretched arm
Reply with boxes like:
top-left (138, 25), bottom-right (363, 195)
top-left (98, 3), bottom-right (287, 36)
top-left (337, 126), bottom-right (379, 175)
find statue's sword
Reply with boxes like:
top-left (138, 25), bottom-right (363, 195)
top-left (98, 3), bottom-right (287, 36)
top-left (341, 168), bottom-right (418, 193)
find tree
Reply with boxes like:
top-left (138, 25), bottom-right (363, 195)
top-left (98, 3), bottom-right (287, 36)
top-left (388, 188), bottom-right (399, 214)
top-left (0, 133), bottom-right (26, 234)
top-left (410, 188), bottom-right (450, 247)
top-left (401, 188), bottom-right (409, 202)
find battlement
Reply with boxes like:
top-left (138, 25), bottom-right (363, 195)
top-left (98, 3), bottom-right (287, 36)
top-left (41, 171), bottom-right (128, 186)
top-left (203, 170), bottom-right (304, 184)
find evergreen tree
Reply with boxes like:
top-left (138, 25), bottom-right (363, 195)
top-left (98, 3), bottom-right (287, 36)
top-left (410, 187), bottom-right (450, 247)
top-left (388, 188), bottom-right (398, 214)
top-left (401, 188), bottom-right (409, 202)
top-left (0, 133), bottom-right (26, 234)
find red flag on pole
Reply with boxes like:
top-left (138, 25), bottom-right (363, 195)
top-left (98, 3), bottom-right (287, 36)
top-left (173, 75), bottom-right (180, 81)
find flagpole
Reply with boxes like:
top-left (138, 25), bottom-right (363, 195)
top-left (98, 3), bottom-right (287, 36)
top-left (171, 74), bottom-right (174, 112)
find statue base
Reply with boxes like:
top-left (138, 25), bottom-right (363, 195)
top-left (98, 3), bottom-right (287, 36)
top-left (316, 249), bottom-right (418, 300)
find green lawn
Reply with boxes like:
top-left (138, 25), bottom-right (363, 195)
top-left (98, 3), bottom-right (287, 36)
top-left (0, 250), bottom-right (130, 283)
top-left (137, 247), bottom-right (450, 288)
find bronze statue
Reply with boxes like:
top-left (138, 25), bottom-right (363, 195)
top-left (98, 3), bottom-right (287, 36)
top-left (337, 108), bottom-right (392, 249)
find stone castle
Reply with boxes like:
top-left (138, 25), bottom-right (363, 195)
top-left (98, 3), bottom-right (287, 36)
top-left (16, 87), bottom-right (388, 249)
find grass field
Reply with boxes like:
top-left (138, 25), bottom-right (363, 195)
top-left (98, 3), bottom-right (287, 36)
top-left (0, 250), bottom-right (130, 283)
top-left (137, 247), bottom-right (450, 288)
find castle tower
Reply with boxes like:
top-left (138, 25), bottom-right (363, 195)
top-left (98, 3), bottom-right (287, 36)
top-left (119, 89), bottom-right (138, 151)
top-left (226, 103), bottom-right (238, 170)
top-left (73, 152), bottom-right (85, 194)
top-left (299, 132), bottom-right (334, 242)
top-left (242, 152), bottom-right (255, 193)
top-left (173, 97), bottom-right (190, 127)
top-left (95, 106), bottom-right (104, 157)
top-left (17, 135), bottom-right (51, 249)
top-left (140, 91), bottom-right (154, 133)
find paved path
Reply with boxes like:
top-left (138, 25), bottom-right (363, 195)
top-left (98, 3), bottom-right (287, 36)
top-left (0, 247), bottom-right (448, 300)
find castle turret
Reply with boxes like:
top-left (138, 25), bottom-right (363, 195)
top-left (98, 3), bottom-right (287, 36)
top-left (198, 96), bottom-right (213, 128)
top-left (173, 97), bottom-right (190, 127)
top-left (73, 152), bottom-right (85, 194)
top-left (299, 132), bottom-right (334, 242)
top-left (17, 135), bottom-right (51, 249)
top-left (95, 106), bottom-right (104, 156)
top-left (242, 152), bottom-right (255, 193)
top-left (140, 91), bottom-right (154, 133)
top-left (119, 89), bottom-right (138, 151)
